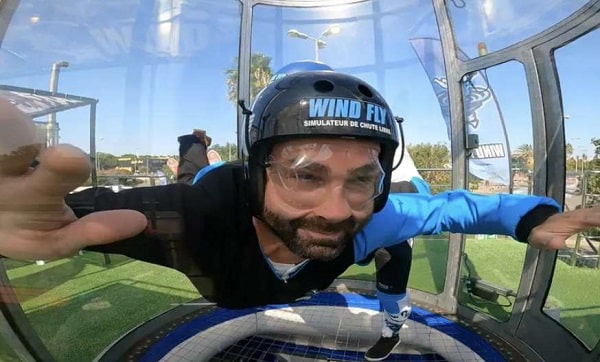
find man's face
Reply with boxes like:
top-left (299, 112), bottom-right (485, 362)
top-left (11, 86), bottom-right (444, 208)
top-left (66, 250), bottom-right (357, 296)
top-left (262, 138), bottom-right (383, 261)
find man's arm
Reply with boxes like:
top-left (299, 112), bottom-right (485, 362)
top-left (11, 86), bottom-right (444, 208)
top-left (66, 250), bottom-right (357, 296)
top-left (354, 191), bottom-right (561, 259)
top-left (65, 184), bottom-right (208, 272)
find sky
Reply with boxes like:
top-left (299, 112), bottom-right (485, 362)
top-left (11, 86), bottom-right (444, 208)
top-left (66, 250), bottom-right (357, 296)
top-left (0, 0), bottom-right (597, 159)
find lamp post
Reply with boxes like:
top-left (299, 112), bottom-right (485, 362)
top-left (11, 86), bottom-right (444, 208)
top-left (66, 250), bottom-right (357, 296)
top-left (46, 60), bottom-right (69, 147)
top-left (287, 24), bottom-right (341, 61)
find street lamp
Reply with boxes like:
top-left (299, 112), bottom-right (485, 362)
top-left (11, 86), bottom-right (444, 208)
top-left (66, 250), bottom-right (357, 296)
top-left (46, 60), bottom-right (69, 147)
top-left (287, 24), bottom-right (341, 61)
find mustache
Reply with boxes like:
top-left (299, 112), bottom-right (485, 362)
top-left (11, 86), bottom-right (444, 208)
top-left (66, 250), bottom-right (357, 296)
top-left (289, 216), bottom-right (357, 233)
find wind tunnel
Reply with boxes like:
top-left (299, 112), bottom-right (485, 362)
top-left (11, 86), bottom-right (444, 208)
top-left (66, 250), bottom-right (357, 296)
top-left (0, 0), bottom-right (599, 361)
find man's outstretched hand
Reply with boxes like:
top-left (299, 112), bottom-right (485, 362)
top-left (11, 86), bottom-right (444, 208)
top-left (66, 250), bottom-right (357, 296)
top-left (0, 98), bottom-right (148, 261)
top-left (528, 204), bottom-right (600, 250)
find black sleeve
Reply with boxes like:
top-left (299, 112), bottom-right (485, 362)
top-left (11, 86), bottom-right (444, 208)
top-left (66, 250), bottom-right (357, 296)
top-left (515, 205), bottom-right (560, 243)
top-left (65, 184), bottom-right (206, 273)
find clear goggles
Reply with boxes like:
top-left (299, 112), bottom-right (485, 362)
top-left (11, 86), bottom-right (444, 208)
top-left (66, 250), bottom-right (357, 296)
top-left (265, 141), bottom-right (385, 210)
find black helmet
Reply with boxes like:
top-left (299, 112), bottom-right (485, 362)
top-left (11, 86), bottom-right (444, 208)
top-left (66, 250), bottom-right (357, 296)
top-left (245, 71), bottom-right (400, 214)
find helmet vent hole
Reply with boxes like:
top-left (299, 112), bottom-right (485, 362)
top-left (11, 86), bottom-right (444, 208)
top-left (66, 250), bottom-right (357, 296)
top-left (313, 80), bottom-right (334, 93)
top-left (358, 84), bottom-right (373, 98)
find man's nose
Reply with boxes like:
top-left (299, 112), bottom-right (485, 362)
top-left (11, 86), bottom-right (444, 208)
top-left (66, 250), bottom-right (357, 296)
top-left (312, 184), bottom-right (353, 222)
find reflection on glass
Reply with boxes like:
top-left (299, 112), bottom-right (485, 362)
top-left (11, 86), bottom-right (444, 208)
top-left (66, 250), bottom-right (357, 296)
top-left (446, 0), bottom-right (589, 58)
top-left (459, 61), bottom-right (533, 321)
top-left (464, 61), bottom-right (533, 195)
top-left (0, 0), bottom-right (240, 359)
top-left (1, 0), bottom-right (241, 160)
top-left (551, 29), bottom-right (600, 350)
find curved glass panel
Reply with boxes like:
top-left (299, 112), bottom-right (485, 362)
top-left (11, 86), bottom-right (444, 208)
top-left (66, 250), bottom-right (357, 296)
top-left (0, 335), bottom-right (22, 362)
top-left (250, 0), bottom-right (452, 294)
top-left (459, 61), bottom-right (533, 321)
top-left (446, 0), bottom-right (589, 58)
top-left (0, 0), bottom-right (240, 359)
top-left (550, 28), bottom-right (600, 350)
top-left (4, 255), bottom-right (199, 360)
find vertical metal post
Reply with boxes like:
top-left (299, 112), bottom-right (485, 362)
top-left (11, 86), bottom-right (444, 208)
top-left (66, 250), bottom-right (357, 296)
top-left (90, 102), bottom-right (98, 187)
top-left (46, 61), bottom-right (69, 147)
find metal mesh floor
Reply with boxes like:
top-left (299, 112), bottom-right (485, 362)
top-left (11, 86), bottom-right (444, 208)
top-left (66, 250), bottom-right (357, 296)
top-left (147, 293), bottom-right (505, 362)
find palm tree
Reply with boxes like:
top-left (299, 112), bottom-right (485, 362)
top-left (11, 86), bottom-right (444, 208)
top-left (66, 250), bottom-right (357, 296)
top-left (225, 52), bottom-right (273, 106)
top-left (512, 144), bottom-right (534, 171)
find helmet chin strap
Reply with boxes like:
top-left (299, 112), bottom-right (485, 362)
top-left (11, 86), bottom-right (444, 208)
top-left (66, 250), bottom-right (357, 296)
top-left (239, 99), bottom-right (271, 168)
top-left (238, 99), bottom-right (253, 159)
top-left (392, 116), bottom-right (405, 171)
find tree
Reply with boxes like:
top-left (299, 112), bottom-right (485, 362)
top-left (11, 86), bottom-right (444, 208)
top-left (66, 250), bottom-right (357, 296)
top-left (407, 143), bottom-right (451, 193)
top-left (96, 152), bottom-right (118, 170)
top-left (512, 144), bottom-right (533, 171)
top-left (565, 143), bottom-right (576, 171)
top-left (210, 142), bottom-right (238, 162)
top-left (586, 138), bottom-right (600, 196)
top-left (225, 52), bottom-right (273, 106)
top-left (593, 137), bottom-right (600, 163)
top-left (566, 142), bottom-right (574, 159)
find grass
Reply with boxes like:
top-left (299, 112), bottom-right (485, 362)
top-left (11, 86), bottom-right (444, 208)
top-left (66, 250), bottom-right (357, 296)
top-left (0, 336), bottom-right (22, 362)
top-left (1, 238), bottom-right (599, 361)
top-left (3, 253), bottom-right (199, 361)
top-left (341, 235), bottom-right (600, 349)
top-left (342, 234), bottom-right (449, 294)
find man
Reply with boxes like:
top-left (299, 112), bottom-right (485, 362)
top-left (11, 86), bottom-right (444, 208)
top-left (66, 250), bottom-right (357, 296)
top-left (272, 60), bottom-right (430, 360)
top-left (180, 59), bottom-right (425, 360)
top-left (0, 71), bottom-right (596, 358)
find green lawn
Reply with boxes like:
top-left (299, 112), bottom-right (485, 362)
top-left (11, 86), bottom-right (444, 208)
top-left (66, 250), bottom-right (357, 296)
top-left (1, 239), bottom-right (599, 361)
top-left (0, 335), bottom-right (22, 362)
top-left (3, 254), bottom-right (199, 361)
top-left (342, 235), bottom-right (600, 349)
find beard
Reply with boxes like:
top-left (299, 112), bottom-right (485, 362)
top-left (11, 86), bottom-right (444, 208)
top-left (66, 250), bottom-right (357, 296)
top-left (261, 207), bottom-right (370, 261)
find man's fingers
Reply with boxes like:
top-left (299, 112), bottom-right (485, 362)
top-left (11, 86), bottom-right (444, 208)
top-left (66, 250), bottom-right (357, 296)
top-left (54, 209), bottom-right (148, 256)
top-left (575, 203), bottom-right (600, 229)
top-left (64, 209), bottom-right (148, 247)
top-left (0, 98), bottom-right (41, 177)
top-left (24, 145), bottom-right (92, 197)
top-left (3, 210), bottom-right (148, 261)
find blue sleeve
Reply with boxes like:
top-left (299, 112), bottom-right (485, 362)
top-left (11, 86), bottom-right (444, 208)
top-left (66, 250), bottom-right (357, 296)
top-left (352, 190), bottom-right (561, 262)
top-left (192, 161), bottom-right (226, 184)
top-left (410, 176), bottom-right (431, 194)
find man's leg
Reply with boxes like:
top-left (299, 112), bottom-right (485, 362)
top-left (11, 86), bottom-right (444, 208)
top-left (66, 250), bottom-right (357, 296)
top-left (365, 241), bottom-right (413, 361)
top-left (177, 133), bottom-right (209, 185)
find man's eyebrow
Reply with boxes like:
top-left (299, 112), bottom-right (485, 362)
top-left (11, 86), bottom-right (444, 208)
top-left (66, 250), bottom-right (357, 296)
top-left (348, 163), bottom-right (381, 177)
top-left (281, 159), bottom-right (330, 174)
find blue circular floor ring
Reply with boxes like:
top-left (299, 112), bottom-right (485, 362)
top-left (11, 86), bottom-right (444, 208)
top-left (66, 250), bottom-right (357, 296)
top-left (141, 293), bottom-right (506, 361)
